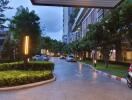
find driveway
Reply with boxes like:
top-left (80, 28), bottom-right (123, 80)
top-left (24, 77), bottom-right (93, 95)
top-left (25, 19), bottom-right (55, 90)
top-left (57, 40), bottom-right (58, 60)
top-left (0, 57), bottom-right (132, 100)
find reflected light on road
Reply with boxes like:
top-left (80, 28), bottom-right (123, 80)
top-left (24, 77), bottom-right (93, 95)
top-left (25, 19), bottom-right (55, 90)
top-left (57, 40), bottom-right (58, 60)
top-left (78, 63), bottom-right (83, 74)
top-left (93, 72), bottom-right (98, 80)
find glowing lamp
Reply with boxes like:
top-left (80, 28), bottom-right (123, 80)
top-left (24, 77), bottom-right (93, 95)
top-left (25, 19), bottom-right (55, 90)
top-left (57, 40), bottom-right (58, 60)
top-left (24, 35), bottom-right (29, 55)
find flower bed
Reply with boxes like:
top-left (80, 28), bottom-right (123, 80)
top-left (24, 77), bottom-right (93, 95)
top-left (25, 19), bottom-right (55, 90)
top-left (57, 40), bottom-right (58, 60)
top-left (0, 61), bottom-right (54, 87)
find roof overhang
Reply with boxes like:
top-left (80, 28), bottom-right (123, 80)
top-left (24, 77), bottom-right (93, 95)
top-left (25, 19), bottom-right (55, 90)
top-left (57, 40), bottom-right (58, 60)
top-left (30, 0), bottom-right (123, 8)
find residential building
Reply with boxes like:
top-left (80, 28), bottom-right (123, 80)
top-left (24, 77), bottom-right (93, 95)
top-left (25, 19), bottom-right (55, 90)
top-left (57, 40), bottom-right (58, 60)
top-left (62, 35), bottom-right (67, 44)
top-left (67, 7), bottom-right (132, 63)
top-left (63, 7), bottom-right (69, 44)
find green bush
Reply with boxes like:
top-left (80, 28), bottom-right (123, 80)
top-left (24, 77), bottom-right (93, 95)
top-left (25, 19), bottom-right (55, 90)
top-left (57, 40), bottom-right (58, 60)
top-left (0, 61), bottom-right (54, 87)
top-left (0, 71), bottom-right (53, 87)
top-left (0, 61), bottom-right (54, 71)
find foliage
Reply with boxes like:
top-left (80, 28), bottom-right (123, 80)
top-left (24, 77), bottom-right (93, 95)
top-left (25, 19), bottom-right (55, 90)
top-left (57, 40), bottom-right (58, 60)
top-left (0, 61), bottom-right (54, 71)
top-left (2, 34), bottom-right (18, 60)
top-left (0, 61), bottom-right (54, 87)
top-left (66, 1), bottom-right (131, 66)
top-left (10, 6), bottom-right (41, 56)
top-left (119, 2), bottom-right (132, 45)
top-left (0, 0), bottom-right (11, 27)
top-left (0, 71), bottom-right (53, 87)
top-left (40, 36), bottom-right (66, 54)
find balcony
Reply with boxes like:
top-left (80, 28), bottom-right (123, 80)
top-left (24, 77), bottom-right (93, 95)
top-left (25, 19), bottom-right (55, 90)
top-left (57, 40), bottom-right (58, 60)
top-left (72, 8), bottom-right (91, 32)
top-left (72, 8), bottom-right (84, 31)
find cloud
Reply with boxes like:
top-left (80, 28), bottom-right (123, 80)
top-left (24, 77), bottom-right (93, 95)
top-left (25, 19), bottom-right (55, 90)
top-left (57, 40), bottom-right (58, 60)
top-left (39, 7), bottom-right (63, 33)
top-left (4, 0), bottom-right (63, 41)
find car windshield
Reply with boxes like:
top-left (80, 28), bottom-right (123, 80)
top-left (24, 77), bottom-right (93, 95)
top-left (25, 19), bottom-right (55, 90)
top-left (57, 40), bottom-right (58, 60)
top-left (69, 56), bottom-right (73, 58)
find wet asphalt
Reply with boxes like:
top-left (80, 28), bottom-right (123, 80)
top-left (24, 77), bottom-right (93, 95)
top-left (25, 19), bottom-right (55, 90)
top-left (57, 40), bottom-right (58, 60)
top-left (0, 57), bottom-right (132, 100)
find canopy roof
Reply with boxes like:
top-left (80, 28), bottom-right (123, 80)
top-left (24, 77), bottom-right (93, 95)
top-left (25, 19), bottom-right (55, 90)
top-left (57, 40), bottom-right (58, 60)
top-left (30, 0), bottom-right (123, 8)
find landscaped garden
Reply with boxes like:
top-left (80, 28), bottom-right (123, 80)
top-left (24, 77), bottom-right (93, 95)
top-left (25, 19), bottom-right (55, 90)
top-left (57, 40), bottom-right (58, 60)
top-left (82, 60), bottom-right (129, 78)
top-left (0, 61), bottom-right (54, 87)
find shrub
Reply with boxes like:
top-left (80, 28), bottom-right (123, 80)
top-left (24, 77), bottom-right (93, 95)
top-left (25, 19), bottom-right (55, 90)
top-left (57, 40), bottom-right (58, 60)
top-left (0, 61), bottom-right (54, 71)
top-left (0, 61), bottom-right (54, 87)
top-left (0, 71), bottom-right (53, 87)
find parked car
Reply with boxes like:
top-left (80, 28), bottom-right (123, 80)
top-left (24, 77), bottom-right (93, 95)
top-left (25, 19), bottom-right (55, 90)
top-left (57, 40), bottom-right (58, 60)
top-left (32, 55), bottom-right (40, 61)
top-left (41, 55), bottom-right (50, 61)
top-left (32, 55), bottom-right (49, 61)
top-left (66, 55), bottom-right (76, 62)
top-left (59, 55), bottom-right (66, 59)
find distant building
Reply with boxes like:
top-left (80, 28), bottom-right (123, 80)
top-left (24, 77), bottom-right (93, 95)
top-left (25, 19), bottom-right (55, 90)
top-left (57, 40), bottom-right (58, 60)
top-left (62, 35), bottom-right (67, 44)
top-left (67, 6), bottom-right (132, 63)
top-left (63, 7), bottom-right (69, 44)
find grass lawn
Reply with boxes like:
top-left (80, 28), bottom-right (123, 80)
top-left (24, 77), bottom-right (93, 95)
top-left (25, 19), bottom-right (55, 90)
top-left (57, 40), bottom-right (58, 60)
top-left (82, 60), bottom-right (129, 78)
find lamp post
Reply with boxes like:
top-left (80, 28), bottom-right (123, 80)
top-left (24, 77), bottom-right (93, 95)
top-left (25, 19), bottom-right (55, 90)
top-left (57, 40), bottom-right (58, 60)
top-left (24, 35), bottom-right (29, 63)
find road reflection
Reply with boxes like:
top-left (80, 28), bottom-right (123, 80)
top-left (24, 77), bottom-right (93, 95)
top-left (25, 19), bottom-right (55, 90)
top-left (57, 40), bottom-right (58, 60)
top-left (92, 71), bottom-right (98, 80)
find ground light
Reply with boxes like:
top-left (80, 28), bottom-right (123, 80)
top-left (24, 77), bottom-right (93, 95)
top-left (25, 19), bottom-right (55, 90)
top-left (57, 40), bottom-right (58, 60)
top-left (24, 35), bottom-right (30, 63)
top-left (94, 60), bottom-right (97, 67)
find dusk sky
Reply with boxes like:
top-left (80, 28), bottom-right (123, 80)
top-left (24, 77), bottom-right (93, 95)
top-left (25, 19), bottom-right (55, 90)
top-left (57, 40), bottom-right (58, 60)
top-left (4, 0), bottom-right (63, 41)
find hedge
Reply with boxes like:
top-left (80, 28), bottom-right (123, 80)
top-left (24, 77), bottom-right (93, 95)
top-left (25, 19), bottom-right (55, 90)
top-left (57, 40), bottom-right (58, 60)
top-left (0, 61), bottom-right (54, 71)
top-left (0, 71), bottom-right (53, 87)
top-left (0, 61), bottom-right (55, 87)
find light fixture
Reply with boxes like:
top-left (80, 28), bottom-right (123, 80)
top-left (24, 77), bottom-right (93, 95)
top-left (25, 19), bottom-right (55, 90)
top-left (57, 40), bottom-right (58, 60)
top-left (24, 35), bottom-right (29, 55)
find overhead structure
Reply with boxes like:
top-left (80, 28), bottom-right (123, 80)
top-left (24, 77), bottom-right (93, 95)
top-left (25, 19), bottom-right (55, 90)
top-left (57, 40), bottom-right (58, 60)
top-left (30, 0), bottom-right (123, 8)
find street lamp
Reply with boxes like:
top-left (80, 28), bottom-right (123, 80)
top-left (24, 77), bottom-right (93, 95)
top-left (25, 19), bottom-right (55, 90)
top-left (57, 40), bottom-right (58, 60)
top-left (24, 35), bottom-right (30, 63)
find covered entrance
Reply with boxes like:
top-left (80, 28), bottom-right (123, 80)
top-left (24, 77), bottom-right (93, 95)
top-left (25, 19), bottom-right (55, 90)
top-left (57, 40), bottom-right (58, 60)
top-left (31, 0), bottom-right (123, 8)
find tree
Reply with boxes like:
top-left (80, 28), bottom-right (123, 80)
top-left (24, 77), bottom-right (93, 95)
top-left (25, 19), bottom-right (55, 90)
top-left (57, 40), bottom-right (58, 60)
top-left (119, 2), bottom-right (132, 45)
top-left (87, 23), bottom-right (112, 67)
top-left (102, 8), bottom-right (122, 63)
top-left (10, 6), bottom-right (41, 57)
top-left (40, 36), bottom-right (66, 56)
top-left (2, 36), bottom-right (15, 60)
top-left (0, 0), bottom-right (11, 28)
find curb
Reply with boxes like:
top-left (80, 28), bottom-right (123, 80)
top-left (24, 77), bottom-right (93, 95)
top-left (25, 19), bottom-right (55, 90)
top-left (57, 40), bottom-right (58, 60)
top-left (0, 74), bottom-right (56, 91)
top-left (79, 62), bottom-right (127, 84)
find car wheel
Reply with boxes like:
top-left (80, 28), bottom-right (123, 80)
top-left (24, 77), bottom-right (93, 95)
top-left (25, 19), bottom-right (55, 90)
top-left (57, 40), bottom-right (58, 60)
top-left (127, 80), bottom-right (132, 88)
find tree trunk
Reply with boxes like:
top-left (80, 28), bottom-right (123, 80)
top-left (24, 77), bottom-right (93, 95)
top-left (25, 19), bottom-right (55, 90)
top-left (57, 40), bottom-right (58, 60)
top-left (115, 41), bottom-right (122, 62)
top-left (88, 50), bottom-right (91, 59)
top-left (102, 47), bottom-right (110, 68)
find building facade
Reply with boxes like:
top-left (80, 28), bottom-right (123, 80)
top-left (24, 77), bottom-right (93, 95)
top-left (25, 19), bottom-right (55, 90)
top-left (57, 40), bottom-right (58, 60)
top-left (63, 7), bottom-right (69, 44)
top-left (66, 7), bottom-right (132, 63)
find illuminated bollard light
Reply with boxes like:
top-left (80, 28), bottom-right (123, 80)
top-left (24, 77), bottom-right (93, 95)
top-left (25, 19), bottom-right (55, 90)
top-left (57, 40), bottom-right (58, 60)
top-left (24, 35), bottom-right (30, 63)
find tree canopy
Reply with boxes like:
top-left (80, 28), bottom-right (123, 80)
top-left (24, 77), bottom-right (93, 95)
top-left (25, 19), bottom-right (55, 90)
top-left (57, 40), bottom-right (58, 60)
top-left (0, 0), bottom-right (11, 28)
top-left (40, 36), bottom-right (66, 55)
top-left (10, 6), bottom-right (41, 56)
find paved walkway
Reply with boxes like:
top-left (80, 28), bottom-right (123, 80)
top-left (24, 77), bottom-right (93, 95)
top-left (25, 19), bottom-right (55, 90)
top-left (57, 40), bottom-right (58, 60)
top-left (0, 58), bottom-right (132, 100)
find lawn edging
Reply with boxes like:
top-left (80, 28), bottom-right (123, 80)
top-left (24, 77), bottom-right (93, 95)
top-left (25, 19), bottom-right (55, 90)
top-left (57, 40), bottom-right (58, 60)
top-left (78, 62), bottom-right (127, 84)
top-left (0, 74), bottom-right (56, 91)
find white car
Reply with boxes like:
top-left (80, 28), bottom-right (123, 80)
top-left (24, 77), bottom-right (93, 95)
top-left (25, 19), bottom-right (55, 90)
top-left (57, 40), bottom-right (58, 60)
top-left (66, 55), bottom-right (76, 62)
top-left (41, 55), bottom-right (50, 61)
top-left (32, 55), bottom-right (49, 61)
top-left (32, 55), bottom-right (40, 61)
top-left (59, 55), bottom-right (66, 59)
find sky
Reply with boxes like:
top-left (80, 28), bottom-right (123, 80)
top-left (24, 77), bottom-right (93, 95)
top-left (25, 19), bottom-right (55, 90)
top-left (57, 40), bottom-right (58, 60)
top-left (4, 0), bottom-right (63, 41)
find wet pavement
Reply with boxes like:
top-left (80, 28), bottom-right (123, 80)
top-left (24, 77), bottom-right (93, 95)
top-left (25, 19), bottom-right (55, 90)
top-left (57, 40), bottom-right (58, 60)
top-left (0, 57), bottom-right (132, 100)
